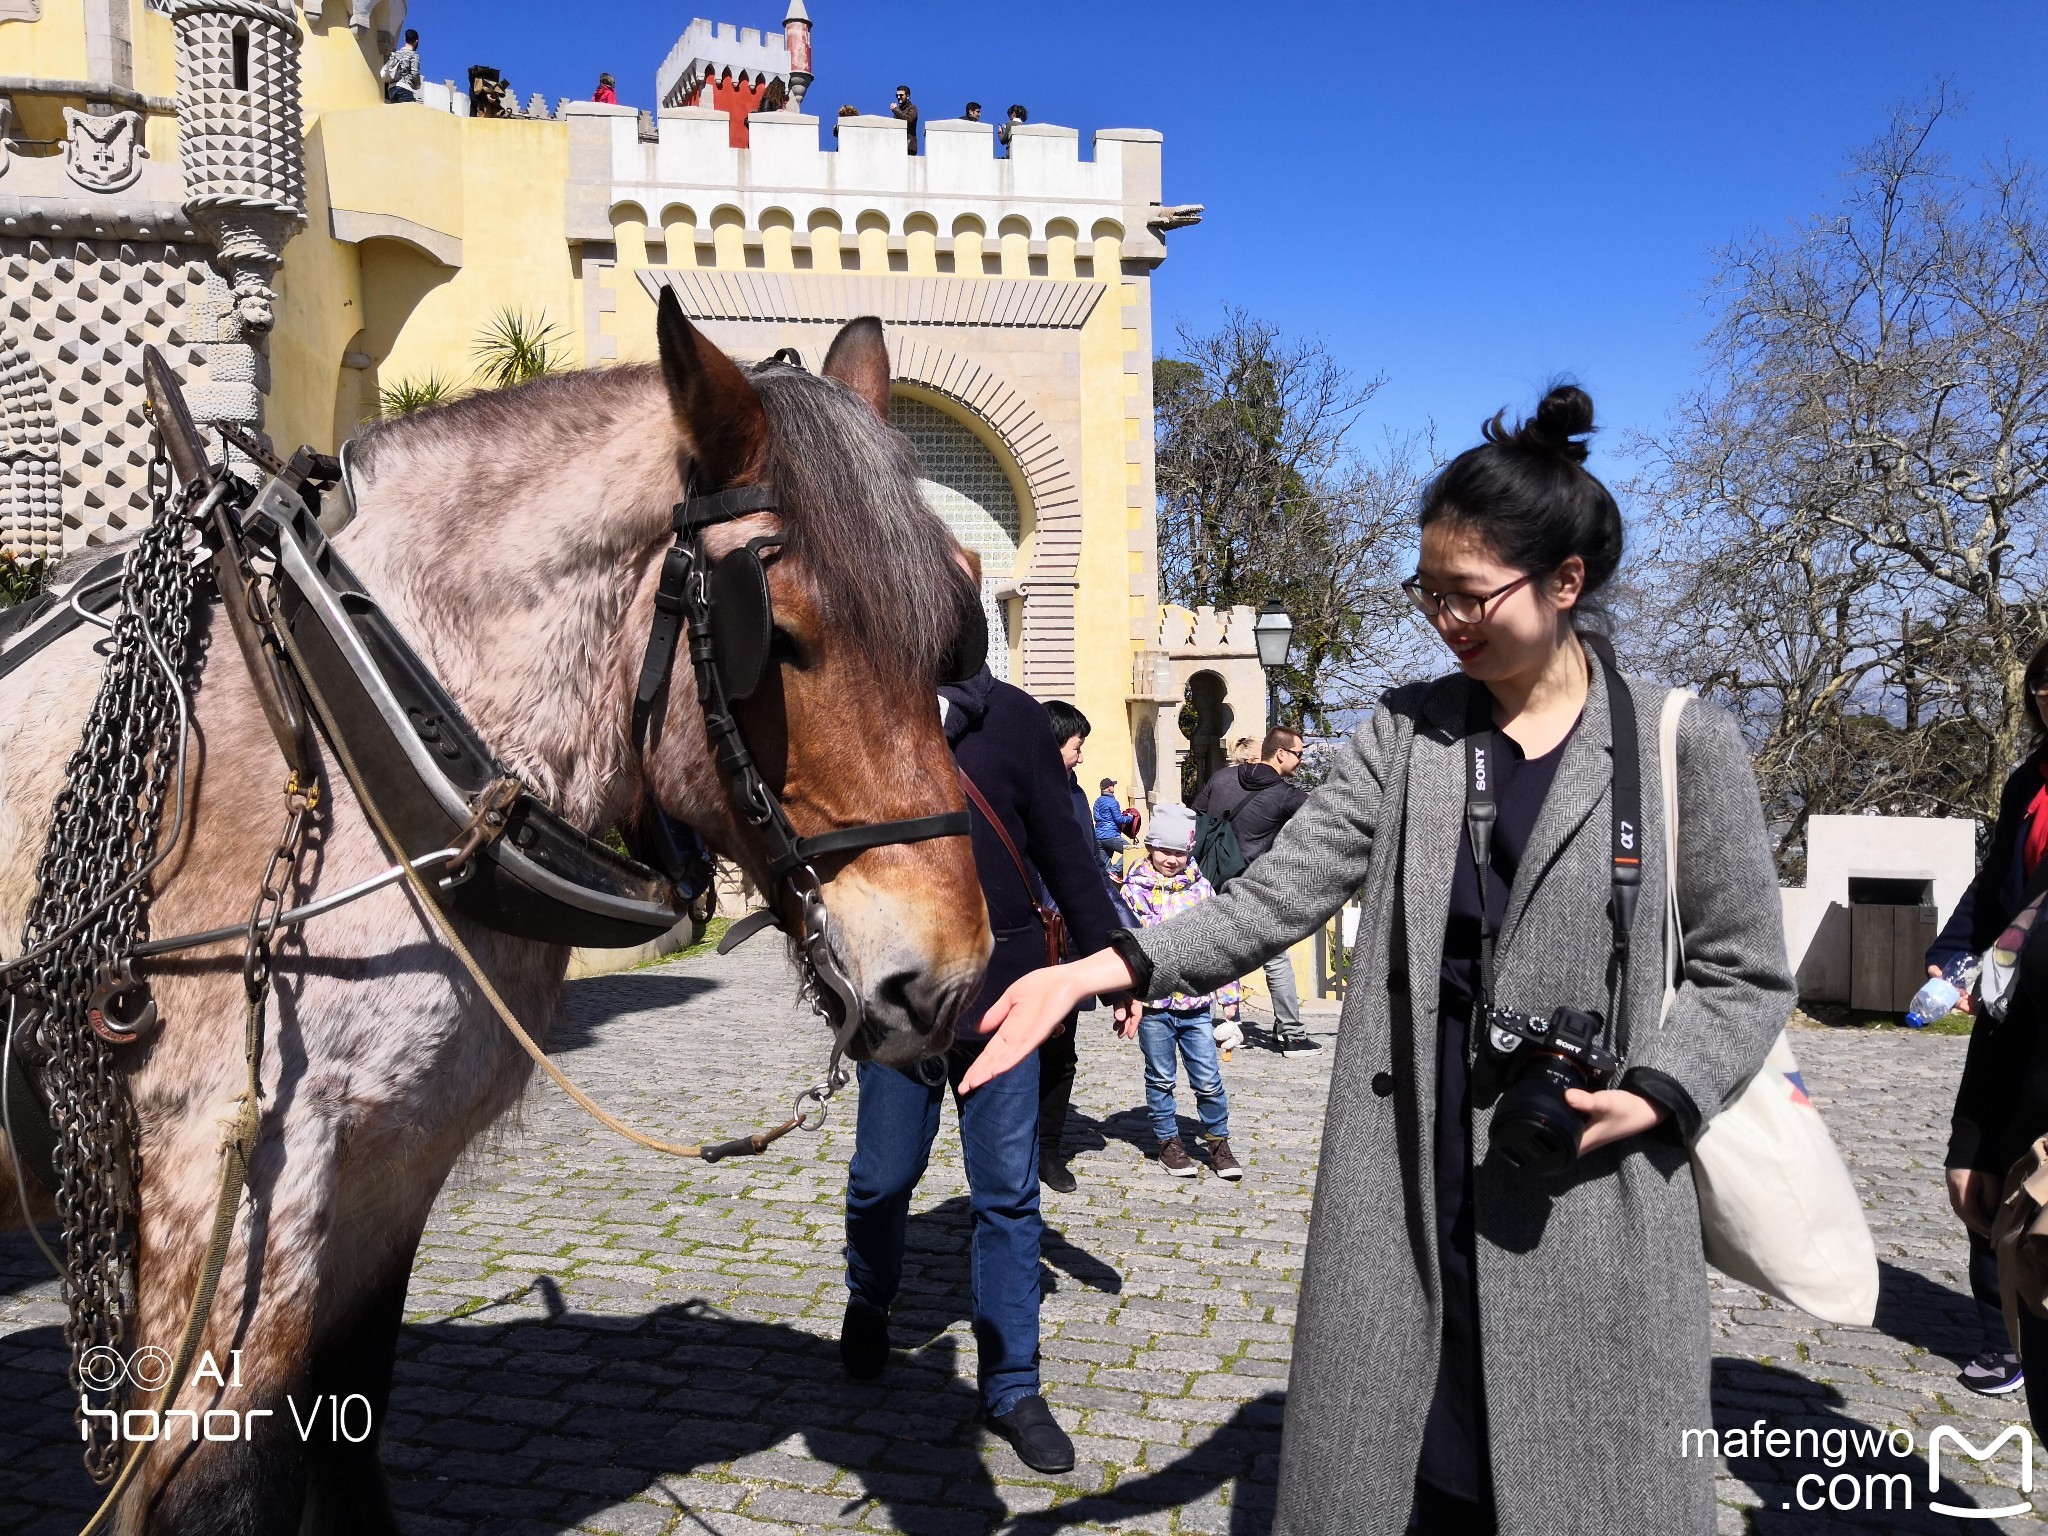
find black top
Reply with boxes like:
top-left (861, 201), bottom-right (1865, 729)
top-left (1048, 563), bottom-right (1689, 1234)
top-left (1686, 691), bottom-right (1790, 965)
top-left (941, 669), bottom-right (1123, 1035)
top-left (1929, 754), bottom-right (2048, 975)
top-left (1191, 762), bottom-right (1310, 862)
top-left (1419, 723), bottom-right (1571, 1501)
top-left (1950, 920), bottom-right (2048, 1176)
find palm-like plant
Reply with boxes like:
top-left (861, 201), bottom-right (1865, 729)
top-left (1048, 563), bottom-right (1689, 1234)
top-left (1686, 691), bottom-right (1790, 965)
top-left (377, 373), bottom-right (459, 417)
top-left (472, 308), bottom-right (566, 390)
top-left (0, 549), bottom-right (52, 607)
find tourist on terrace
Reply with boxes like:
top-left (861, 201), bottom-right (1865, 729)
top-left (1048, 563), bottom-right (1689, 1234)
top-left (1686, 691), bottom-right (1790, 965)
top-left (380, 29), bottom-right (420, 103)
top-left (964, 101), bottom-right (983, 122)
top-left (890, 84), bottom-right (918, 152)
top-left (961, 384), bottom-right (1795, 1535)
top-left (997, 103), bottom-right (1027, 153)
top-left (592, 72), bottom-right (616, 104)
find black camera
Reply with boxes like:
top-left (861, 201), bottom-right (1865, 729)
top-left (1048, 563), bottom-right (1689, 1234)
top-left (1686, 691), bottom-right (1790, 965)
top-left (1473, 1005), bottom-right (1619, 1175)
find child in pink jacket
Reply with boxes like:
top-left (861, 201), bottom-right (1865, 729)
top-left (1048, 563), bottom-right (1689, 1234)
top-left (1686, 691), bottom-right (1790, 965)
top-left (1119, 803), bottom-right (1242, 1181)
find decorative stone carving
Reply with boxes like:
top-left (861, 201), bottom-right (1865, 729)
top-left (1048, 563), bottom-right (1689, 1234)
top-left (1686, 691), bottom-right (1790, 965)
top-left (61, 108), bottom-right (149, 193)
top-left (0, 315), bottom-right (61, 558)
top-left (172, 0), bottom-right (306, 338)
top-left (0, 95), bottom-right (13, 179)
top-left (0, 0), bottom-right (42, 22)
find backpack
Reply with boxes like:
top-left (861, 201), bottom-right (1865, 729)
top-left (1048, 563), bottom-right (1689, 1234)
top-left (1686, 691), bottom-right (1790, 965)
top-left (1193, 785), bottom-right (1266, 891)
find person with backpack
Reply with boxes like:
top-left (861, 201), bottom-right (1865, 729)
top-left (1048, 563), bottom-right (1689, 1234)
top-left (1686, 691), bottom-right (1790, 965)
top-left (1937, 636), bottom-right (2048, 1402)
top-left (959, 385), bottom-right (1793, 1535)
top-left (1193, 727), bottom-right (1312, 1051)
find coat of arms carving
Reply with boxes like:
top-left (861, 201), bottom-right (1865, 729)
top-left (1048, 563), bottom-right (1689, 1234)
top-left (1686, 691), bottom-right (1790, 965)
top-left (62, 108), bottom-right (149, 193)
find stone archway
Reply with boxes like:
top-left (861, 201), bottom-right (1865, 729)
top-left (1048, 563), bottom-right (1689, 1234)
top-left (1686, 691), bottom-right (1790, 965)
top-left (884, 337), bottom-right (1080, 696)
top-left (0, 319), bottom-right (62, 559)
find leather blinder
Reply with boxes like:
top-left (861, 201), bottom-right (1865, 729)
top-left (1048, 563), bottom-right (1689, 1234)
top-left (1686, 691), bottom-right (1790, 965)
top-left (708, 546), bottom-right (775, 703)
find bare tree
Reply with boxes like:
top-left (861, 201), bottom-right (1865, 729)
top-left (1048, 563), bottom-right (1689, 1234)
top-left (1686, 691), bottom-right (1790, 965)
top-left (1155, 308), bottom-right (1433, 731)
top-left (1634, 93), bottom-right (2048, 872)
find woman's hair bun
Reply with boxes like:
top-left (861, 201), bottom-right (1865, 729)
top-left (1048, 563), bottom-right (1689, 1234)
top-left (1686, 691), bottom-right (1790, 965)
top-left (1484, 382), bottom-right (1594, 465)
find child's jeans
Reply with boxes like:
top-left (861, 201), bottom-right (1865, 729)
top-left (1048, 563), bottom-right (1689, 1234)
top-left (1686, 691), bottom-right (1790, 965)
top-left (1138, 1007), bottom-right (1230, 1144)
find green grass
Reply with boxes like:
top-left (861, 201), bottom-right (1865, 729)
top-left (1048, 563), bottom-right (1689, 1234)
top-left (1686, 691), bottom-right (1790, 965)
top-left (1792, 1002), bottom-right (1973, 1035)
top-left (628, 914), bottom-right (731, 970)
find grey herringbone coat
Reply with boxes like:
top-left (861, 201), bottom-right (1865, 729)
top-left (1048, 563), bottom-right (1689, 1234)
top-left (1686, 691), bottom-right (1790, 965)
top-left (1133, 666), bottom-right (1793, 1536)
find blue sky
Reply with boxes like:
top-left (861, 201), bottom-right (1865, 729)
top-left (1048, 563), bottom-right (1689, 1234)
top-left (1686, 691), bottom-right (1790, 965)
top-left (419, 1), bottom-right (2048, 475)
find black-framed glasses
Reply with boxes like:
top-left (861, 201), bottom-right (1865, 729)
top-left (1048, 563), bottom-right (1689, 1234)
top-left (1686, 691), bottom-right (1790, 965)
top-left (1401, 573), bottom-right (1534, 626)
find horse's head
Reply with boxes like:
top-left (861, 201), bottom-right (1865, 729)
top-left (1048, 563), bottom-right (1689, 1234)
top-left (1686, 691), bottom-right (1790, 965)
top-left (638, 294), bottom-right (991, 1065)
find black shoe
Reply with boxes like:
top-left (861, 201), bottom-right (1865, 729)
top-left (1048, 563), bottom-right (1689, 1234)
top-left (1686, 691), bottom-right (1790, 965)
top-left (839, 1300), bottom-right (889, 1380)
top-left (1277, 1031), bottom-right (1321, 1053)
top-left (986, 1393), bottom-right (1075, 1473)
top-left (1039, 1154), bottom-right (1077, 1193)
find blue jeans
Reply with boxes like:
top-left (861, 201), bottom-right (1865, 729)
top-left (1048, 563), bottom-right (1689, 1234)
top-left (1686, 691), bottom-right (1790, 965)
top-left (844, 1045), bottom-right (1043, 1415)
top-left (1138, 1008), bottom-right (1230, 1143)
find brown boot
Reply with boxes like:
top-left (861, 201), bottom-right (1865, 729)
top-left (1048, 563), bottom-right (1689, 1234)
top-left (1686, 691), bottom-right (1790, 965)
top-left (1158, 1136), bottom-right (1197, 1177)
top-left (1203, 1137), bottom-right (1243, 1181)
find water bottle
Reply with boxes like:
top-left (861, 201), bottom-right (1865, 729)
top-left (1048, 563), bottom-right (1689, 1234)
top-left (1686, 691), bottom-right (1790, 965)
top-left (1903, 978), bottom-right (1958, 1029)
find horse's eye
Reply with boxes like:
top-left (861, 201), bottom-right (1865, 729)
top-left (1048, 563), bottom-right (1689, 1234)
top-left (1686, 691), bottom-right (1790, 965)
top-left (770, 627), bottom-right (804, 667)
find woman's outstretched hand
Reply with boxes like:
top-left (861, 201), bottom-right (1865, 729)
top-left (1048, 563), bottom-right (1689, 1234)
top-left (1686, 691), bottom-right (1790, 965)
top-left (1564, 1088), bottom-right (1668, 1154)
top-left (961, 946), bottom-right (1140, 1093)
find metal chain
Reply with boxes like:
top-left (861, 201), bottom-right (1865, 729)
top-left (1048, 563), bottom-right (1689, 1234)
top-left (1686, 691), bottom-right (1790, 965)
top-left (16, 442), bottom-right (204, 1481)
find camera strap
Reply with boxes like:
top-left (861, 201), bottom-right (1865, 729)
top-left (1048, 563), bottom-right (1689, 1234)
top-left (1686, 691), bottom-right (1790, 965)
top-left (1462, 647), bottom-right (1642, 1041)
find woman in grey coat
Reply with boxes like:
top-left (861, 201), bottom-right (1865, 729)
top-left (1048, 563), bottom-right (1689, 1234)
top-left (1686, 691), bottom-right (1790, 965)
top-left (964, 385), bottom-right (1793, 1535)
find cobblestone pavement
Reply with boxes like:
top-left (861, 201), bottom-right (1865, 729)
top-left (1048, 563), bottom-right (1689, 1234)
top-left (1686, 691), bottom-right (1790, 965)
top-left (2, 942), bottom-right (2043, 1533)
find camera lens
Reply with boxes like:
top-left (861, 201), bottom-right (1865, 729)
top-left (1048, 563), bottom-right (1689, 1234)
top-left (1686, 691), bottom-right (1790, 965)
top-left (1491, 1053), bottom-right (1587, 1175)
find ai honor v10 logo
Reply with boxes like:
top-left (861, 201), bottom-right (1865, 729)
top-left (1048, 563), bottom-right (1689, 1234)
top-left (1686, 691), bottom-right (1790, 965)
top-left (78, 1347), bottom-right (373, 1445)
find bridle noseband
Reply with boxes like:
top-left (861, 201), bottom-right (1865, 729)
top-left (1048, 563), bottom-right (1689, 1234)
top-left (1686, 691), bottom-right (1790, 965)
top-left (630, 424), bottom-right (972, 1076)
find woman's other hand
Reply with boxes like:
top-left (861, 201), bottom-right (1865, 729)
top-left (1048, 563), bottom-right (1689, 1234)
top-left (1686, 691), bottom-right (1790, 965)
top-left (962, 947), bottom-right (1139, 1092)
top-left (1930, 964), bottom-right (1975, 1015)
top-left (1948, 1167), bottom-right (2002, 1238)
top-left (1564, 1088), bottom-right (1668, 1154)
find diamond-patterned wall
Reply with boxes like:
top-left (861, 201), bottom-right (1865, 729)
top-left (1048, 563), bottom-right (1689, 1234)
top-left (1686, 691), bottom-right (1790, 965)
top-left (173, 3), bottom-right (306, 214)
top-left (0, 239), bottom-right (230, 551)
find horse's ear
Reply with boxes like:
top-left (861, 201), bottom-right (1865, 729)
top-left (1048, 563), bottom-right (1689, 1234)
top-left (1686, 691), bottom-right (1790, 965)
top-left (821, 315), bottom-right (891, 423)
top-left (657, 287), bottom-right (767, 485)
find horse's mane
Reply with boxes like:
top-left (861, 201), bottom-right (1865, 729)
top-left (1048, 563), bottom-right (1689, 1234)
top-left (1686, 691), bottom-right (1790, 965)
top-left (349, 363), bottom-right (974, 694)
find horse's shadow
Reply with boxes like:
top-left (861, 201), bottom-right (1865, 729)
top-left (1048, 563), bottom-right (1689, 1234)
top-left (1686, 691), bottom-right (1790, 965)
top-left (548, 972), bottom-right (724, 1053)
top-left (1711, 1358), bottom-right (2002, 1531)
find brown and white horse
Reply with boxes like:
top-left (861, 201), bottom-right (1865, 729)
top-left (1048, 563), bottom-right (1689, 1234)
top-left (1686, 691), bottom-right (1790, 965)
top-left (0, 300), bottom-right (991, 1532)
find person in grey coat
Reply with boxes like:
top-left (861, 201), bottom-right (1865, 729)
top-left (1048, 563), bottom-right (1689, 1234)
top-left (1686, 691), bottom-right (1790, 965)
top-left (963, 384), bottom-right (1793, 1534)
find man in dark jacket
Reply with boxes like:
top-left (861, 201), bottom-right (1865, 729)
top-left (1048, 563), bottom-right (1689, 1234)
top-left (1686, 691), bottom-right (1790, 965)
top-left (1191, 726), bottom-right (1313, 1050)
top-left (841, 669), bottom-right (1122, 1475)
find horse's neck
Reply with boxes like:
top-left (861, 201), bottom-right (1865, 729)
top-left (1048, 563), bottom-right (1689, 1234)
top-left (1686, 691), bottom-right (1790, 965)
top-left (338, 401), bottom-right (681, 832)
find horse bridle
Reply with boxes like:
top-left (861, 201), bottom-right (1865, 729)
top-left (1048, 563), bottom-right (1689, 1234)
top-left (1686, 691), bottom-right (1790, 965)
top-left (629, 408), bottom-right (983, 1079)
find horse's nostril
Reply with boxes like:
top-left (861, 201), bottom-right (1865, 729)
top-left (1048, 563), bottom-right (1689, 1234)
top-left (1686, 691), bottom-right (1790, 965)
top-left (873, 965), bottom-right (975, 1033)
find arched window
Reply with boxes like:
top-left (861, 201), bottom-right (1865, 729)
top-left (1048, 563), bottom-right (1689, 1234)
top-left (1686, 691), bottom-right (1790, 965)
top-left (232, 23), bottom-right (250, 90)
top-left (889, 395), bottom-right (1022, 681)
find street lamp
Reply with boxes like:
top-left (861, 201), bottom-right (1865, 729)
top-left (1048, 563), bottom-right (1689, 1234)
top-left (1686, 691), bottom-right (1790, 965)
top-left (1253, 602), bottom-right (1294, 726)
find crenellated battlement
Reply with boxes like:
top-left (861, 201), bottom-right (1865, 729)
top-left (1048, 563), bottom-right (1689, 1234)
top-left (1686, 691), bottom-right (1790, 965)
top-left (656, 17), bottom-right (796, 109)
top-left (1158, 604), bottom-right (1260, 657)
top-left (566, 103), bottom-right (1170, 268)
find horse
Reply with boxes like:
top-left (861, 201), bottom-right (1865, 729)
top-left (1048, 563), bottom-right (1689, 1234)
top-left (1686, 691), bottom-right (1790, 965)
top-left (0, 297), bottom-right (993, 1533)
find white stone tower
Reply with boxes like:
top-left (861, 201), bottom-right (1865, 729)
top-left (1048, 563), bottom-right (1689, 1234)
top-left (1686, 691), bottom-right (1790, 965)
top-left (172, 0), bottom-right (305, 334)
top-left (167, 0), bottom-right (306, 446)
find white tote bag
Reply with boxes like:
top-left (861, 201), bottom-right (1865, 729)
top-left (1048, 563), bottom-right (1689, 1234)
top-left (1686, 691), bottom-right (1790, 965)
top-left (1659, 689), bottom-right (1879, 1326)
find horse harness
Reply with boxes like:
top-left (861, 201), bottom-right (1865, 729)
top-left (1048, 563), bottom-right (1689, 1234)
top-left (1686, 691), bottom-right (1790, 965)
top-left (629, 453), bottom-right (982, 1070)
top-left (2, 344), bottom-right (981, 1506)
